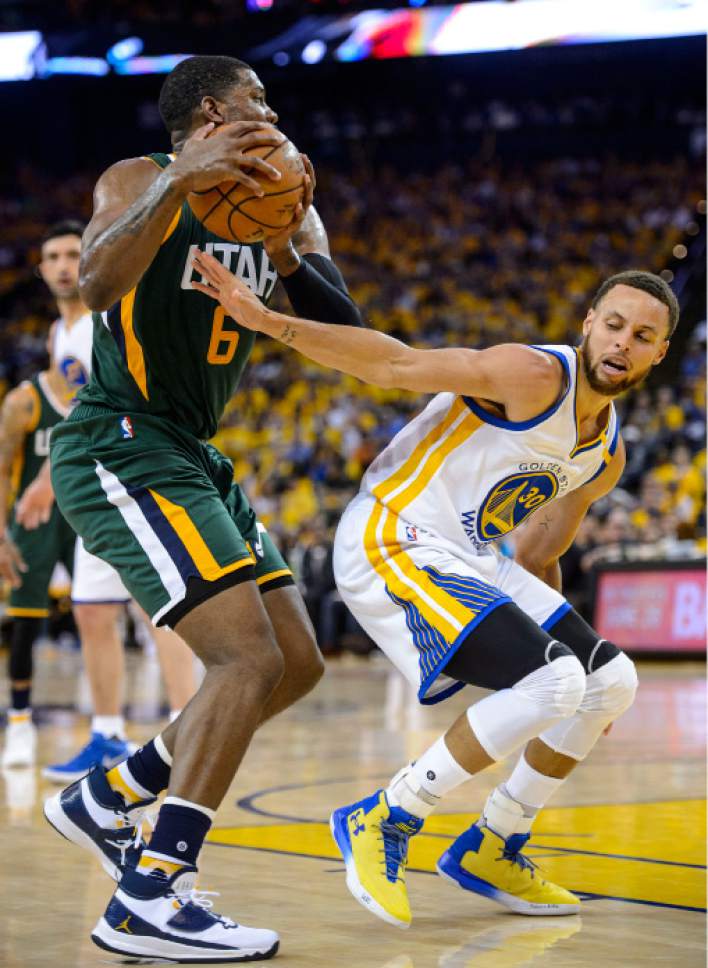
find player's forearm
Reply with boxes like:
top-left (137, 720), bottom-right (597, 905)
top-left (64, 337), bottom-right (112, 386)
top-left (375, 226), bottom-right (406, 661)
top-left (258, 310), bottom-right (404, 386)
top-left (0, 471), bottom-right (12, 535)
top-left (80, 168), bottom-right (187, 311)
top-left (518, 552), bottom-right (563, 592)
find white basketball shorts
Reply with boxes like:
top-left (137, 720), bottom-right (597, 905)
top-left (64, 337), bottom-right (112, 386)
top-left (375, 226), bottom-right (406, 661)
top-left (71, 536), bottom-right (130, 604)
top-left (333, 493), bottom-right (570, 704)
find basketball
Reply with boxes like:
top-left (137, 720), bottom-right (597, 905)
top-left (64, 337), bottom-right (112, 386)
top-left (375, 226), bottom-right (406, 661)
top-left (187, 125), bottom-right (306, 244)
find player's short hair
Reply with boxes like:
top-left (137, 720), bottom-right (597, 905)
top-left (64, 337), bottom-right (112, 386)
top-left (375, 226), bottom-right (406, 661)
top-left (41, 220), bottom-right (85, 247)
top-left (158, 55), bottom-right (251, 134)
top-left (591, 270), bottom-right (679, 337)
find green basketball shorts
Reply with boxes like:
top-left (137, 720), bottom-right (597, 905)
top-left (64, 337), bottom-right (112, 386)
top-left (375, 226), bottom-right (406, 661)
top-left (7, 507), bottom-right (75, 617)
top-left (50, 404), bottom-right (293, 626)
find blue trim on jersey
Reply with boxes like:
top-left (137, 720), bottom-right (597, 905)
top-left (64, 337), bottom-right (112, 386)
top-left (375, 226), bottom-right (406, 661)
top-left (385, 565), bottom-right (512, 704)
top-left (607, 414), bottom-right (620, 456)
top-left (419, 597), bottom-right (511, 704)
top-left (462, 346), bottom-right (571, 432)
top-left (541, 601), bottom-right (572, 631)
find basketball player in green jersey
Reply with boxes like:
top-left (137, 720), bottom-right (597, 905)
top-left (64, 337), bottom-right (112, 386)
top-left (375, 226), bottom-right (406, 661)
top-left (0, 346), bottom-right (75, 768)
top-left (44, 55), bottom-right (361, 962)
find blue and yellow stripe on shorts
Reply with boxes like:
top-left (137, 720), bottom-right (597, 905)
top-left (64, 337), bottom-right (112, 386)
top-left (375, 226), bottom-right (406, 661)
top-left (127, 483), bottom-right (255, 586)
top-left (364, 397), bottom-right (510, 703)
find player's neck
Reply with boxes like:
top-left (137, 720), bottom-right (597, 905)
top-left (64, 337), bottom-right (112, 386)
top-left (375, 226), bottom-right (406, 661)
top-left (57, 297), bottom-right (87, 328)
top-left (574, 363), bottom-right (614, 433)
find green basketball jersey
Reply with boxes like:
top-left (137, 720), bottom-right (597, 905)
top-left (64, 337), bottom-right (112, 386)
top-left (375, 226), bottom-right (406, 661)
top-left (11, 372), bottom-right (69, 502)
top-left (79, 152), bottom-right (279, 440)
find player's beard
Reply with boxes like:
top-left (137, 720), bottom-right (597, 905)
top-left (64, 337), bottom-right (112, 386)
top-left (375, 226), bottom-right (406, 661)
top-left (580, 338), bottom-right (651, 396)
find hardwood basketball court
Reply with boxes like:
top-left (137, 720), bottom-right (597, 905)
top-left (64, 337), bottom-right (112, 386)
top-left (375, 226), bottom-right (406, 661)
top-left (1, 647), bottom-right (705, 967)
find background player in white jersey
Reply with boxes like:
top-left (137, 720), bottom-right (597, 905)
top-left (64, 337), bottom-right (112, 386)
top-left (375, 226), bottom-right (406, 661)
top-left (192, 252), bottom-right (677, 925)
top-left (6, 222), bottom-right (196, 777)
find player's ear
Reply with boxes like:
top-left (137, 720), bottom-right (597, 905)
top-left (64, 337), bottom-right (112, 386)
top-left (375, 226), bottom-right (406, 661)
top-left (201, 96), bottom-right (225, 125)
top-left (652, 339), bottom-right (670, 367)
top-left (581, 307), bottom-right (594, 336)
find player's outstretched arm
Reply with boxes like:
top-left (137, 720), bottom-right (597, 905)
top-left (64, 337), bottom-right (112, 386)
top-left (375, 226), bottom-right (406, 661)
top-left (0, 386), bottom-right (33, 586)
top-left (514, 439), bottom-right (626, 591)
top-left (80, 122), bottom-right (285, 311)
top-left (192, 251), bottom-right (559, 406)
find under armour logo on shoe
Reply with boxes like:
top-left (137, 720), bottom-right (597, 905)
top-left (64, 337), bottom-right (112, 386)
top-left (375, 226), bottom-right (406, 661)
top-left (350, 810), bottom-right (365, 836)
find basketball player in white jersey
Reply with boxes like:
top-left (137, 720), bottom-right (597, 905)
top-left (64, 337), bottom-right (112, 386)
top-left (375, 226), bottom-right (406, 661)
top-left (8, 222), bottom-right (196, 778)
top-left (192, 252), bottom-right (677, 924)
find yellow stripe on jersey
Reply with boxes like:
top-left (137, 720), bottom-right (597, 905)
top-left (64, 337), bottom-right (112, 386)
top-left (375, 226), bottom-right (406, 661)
top-left (364, 501), bottom-right (461, 641)
top-left (26, 381), bottom-right (42, 433)
top-left (364, 397), bottom-right (487, 639)
top-left (6, 607), bottom-right (50, 618)
top-left (386, 410), bottom-right (482, 515)
top-left (256, 568), bottom-right (293, 586)
top-left (161, 207), bottom-right (181, 244)
top-left (148, 488), bottom-right (256, 582)
top-left (120, 288), bottom-right (149, 400)
top-left (372, 396), bottom-right (467, 504)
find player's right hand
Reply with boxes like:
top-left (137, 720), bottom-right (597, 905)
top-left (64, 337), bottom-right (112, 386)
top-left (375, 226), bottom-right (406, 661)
top-left (14, 475), bottom-right (55, 531)
top-left (172, 121), bottom-right (285, 196)
top-left (0, 533), bottom-right (27, 589)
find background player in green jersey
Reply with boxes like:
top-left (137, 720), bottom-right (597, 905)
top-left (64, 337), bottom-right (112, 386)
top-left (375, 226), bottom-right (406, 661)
top-left (0, 342), bottom-right (75, 768)
top-left (45, 55), bottom-right (362, 962)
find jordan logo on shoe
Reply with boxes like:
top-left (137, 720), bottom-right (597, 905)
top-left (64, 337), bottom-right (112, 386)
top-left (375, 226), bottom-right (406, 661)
top-left (116, 916), bottom-right (133, 934)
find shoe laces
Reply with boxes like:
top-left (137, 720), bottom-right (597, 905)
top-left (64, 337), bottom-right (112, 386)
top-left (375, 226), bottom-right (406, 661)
top-left (377, 821), bottom-right (410, 884)
top-left (497, 842), bottom-right (538, 878)
top-left (171, 887), bottom-right (236, 927)
top-left (105, 808), bottom-right (156, 865)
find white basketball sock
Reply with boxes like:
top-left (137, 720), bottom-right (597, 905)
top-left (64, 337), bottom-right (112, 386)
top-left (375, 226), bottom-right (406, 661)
top-left (92, 715), bottom-right (125, 740)
top-left (387, 736), bottom-right (473, 819)
top-left (503, 753), bottom-right (566, 815)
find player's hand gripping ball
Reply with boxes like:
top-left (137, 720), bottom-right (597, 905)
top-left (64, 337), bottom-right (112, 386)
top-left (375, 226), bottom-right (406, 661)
top-left (187, 124), bottom-right (306, 245)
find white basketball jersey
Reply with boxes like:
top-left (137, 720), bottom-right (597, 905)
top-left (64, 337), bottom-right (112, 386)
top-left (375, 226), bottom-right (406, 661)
top-left (53, 312), bottom-right (93, 398)
top-left (361, 345), bottom-right (619, 556)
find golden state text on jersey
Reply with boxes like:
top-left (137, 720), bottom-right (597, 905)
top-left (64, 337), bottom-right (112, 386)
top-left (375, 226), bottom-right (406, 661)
top-left (361, 345), bottom-right (619, 557)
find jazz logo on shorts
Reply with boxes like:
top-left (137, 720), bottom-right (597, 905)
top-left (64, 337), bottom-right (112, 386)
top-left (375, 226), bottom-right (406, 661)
top-left (478, 471), bottom-right (558, 541)
top-left (120, 416), bottom-right (135, 439)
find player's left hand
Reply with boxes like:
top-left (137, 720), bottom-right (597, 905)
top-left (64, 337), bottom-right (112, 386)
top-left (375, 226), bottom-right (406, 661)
top-left (15, 474), bottom-right (55, 530)
top-left (262, 154), bottom-right (315, 259)
top-left (192, 250), bottom-right (268, 332)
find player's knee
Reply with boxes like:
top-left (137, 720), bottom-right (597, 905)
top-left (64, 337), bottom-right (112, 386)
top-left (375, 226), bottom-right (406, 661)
top-left (579, 650), bottom-right (637, 717)
top-left (74, 602), bottom-right (121, 639)
top-left (513, 650), bottom-right (586, 719)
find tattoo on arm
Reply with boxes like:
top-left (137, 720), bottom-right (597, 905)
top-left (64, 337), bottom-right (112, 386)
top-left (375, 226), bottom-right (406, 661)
top-left (539, 513), bottom-right (552, 531)
top-left (88, 173), bottom-right (179, 252)
top-left (281, 323), bottom-right (297, 345)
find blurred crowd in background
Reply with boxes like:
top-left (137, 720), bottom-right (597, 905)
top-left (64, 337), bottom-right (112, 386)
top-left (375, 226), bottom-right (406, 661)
top-left (1, 144), bottom-right (704, 651)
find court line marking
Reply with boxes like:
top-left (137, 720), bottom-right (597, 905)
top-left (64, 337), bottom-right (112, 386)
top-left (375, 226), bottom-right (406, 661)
top-left (234, 777), bottom-right (706, 871)
top-left (204, 841), bottom-right (707, 915)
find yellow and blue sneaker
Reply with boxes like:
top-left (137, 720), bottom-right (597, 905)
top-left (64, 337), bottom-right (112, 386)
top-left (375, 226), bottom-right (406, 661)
top-left (437, 823), bottom-right (580, 916)
top-left (330, 789), bottom-right (424, 929)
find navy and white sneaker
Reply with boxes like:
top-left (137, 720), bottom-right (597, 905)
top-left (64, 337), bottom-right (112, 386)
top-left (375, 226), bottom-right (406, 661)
top-left (92, 866), bottom-right (280, 963)
top-left (42, 732), bottom-right (136, 783)
top-left (44, 766), bottom-right (155, 881)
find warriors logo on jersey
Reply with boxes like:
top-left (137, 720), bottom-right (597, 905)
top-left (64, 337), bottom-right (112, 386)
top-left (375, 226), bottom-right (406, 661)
top-left (59, 356), bottom-right (89, 394)
top-left (477, 471), bottom-right (559, 541)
